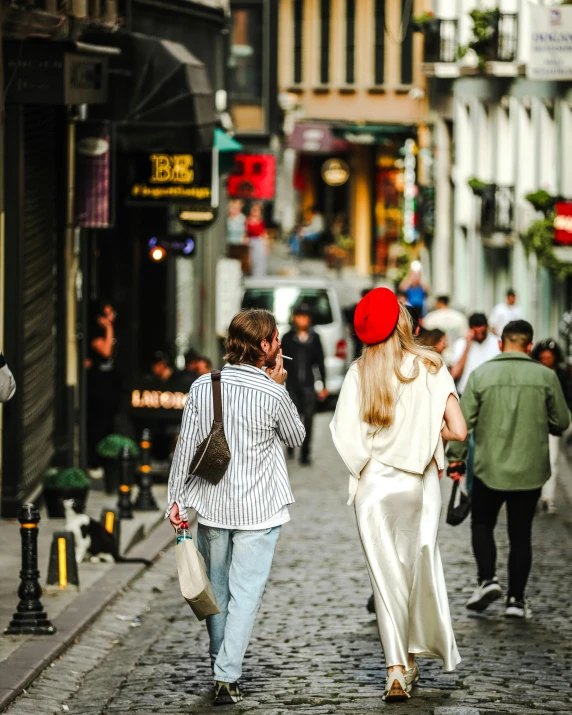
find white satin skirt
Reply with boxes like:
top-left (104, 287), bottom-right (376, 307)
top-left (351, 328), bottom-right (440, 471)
top-left (355, 458), bottom-right (461, 671)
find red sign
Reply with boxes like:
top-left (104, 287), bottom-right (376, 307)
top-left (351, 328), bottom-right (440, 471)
top-left (227, 154), bottom-right (276, 200)
top-left (555, 202), bottom-right (572, 245)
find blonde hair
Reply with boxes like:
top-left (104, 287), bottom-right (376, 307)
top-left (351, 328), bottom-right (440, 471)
top-left (357, 304), bottom-right (443, 427)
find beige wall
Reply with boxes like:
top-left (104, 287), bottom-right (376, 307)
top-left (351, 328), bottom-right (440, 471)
top-left (278, 0), bottom-right (429, 123)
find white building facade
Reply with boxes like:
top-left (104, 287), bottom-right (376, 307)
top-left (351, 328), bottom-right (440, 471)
top-left (421, 0), bottom-right (572, 340)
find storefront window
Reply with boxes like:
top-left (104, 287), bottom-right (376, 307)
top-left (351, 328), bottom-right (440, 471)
top-left (375, 140), bottom-right (407, 275)
top-left (229, 6), bottom-right (263, 102)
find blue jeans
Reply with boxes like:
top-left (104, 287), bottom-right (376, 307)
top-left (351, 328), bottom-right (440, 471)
top-left (197, 524), bottom-right (281, 683)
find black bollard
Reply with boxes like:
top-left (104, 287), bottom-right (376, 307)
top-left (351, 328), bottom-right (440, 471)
top-left (117, 445), bottom-right (134, 519)
top-left (4, 504), bottom-right (56, 635)
top-left (134, 429), bottom-right (158, 511)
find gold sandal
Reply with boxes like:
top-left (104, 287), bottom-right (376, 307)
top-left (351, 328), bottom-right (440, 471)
top-left (383, 672), bottom-right (410, 702)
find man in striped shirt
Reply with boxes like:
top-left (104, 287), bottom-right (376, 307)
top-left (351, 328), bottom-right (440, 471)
top-left (168, 308), bottom-right (305, 705)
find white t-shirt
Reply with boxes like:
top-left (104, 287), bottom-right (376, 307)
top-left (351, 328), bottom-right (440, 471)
top-left (452, 333), bottom-right (500, 394)
top-left (489, 302), bottom-right (523, 336)
top-left (197, 505), bottom-right (290, 531)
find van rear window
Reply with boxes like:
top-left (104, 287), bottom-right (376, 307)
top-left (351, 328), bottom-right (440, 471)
top-left (242, 288), bottom-right (334, 326)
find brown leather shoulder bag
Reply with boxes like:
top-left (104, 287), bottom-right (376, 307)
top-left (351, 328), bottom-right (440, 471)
top-left (188, 370), bottom-right (231, 485)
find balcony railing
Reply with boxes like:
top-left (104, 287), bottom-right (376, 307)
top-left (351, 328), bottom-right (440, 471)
top-left (496, 13), bottom-right (518, 62)
top-left (481, 185), bottom-right (515, 235)
top-left (421, 19), bottom-right (459, 63)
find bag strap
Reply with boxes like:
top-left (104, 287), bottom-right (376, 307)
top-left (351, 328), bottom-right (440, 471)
top-left (211, 370), bottom-right (223, 423)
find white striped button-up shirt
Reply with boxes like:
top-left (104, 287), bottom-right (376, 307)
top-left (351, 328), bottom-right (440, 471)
top-left (167, 363), bottom-right (306, 527)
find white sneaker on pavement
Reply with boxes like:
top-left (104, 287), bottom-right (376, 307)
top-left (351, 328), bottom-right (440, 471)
top-left (466, 578), bottom-right (503, 612)
top-left (505, 597), bottom-right (532, 619)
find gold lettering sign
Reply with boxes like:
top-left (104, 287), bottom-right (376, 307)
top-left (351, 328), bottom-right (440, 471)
top-left (150, 154), bottom-right (194, 184)
top-left (131, 389), bottom-right (188, 410)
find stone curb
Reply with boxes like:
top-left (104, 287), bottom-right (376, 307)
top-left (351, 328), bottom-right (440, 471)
top-left (0, 518), bottom-right (176, 713)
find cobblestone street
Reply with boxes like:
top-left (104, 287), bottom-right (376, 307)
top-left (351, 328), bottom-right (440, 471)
top-left (6, 413), bottom-right (572, 715)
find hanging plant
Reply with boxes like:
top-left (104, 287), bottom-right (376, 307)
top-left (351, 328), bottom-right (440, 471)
top-left (468, 177), bottom-right (494, 197)
top-left (521, 192), bottom-right (572, 280)
top-left (411, 11), bottom-right (439, 33)
top-left (467, 8), bottom-right (500, 68)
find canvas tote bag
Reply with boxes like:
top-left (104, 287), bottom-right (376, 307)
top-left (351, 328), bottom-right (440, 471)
top-left (176, 526), bottom-right (220, 620)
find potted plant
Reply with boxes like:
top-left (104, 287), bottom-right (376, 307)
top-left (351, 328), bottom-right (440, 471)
top-left (43, 467), bottom-right (90, 518)
top-left (411, 11), bottom-right (440, 34)
top-left (96, 434), bottom-right (140, 494)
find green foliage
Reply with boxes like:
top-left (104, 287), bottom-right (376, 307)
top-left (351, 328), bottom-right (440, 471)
top-left (43, 467), bottom-right (90, 489)
top-left (412, 12), bottom-right (438, 31)
top-left (524, 190), bottom-right (556, 217)
top-left (96, 434), bottom-right (140, 459)
top-left (468, 8), bottom-right (500, 68)
top-left (468, 177), bottom-right (493, 197)
top-left (521, 190), bottom-right (572, 280)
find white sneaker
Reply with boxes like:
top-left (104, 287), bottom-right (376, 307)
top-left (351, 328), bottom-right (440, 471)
top-left (466, 578), bottom-right (503, 612)
top-left (505, 597), bottom-right (532, 619)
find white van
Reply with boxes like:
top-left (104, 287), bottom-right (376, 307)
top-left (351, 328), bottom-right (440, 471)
top-left (242, 276), bottom-right (354, 395)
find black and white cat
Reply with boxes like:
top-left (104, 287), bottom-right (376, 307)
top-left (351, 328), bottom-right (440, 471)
top-left (63, 499), bottom-right (151, 566)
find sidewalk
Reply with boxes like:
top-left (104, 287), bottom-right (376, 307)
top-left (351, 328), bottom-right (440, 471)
top-left (0, 484), bottom-right (168, 665)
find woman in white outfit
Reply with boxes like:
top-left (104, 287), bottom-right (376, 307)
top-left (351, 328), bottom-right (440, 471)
top-left (330, 288), bottom-right (467, 702)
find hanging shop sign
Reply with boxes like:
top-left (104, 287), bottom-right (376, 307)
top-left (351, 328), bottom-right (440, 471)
top-left (127, 150), bottom-right (217, 229)
top-left (527, 4), bottom-right (572, 80)
top-left (227, 154), bottom-right (276, 199)
top-left (321, 158), bottom-right (350, 187)
top-left (555, 202), bottom-right (572, 245)
top-left (4, 42), bottom-right (108, 105)
top-left (75, 121), bottom-right (113, 228)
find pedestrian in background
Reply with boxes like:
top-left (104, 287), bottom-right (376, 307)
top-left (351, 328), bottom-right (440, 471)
top-left (419, 328), bottom-right (448, 355)
top-left (448, 321), bottom-right (570, 619)
top-left (245, 201), bottom-right (268, 277)
top-left (281, 304), bottom-right (328, 465)
top-left (0, 351), bottom-right (16, 402)
top-left (331, 288), bottom-right (466, 701)
top-left (451, 313), bottom-right (500, 395)
top-left (489, 289), bottom-right (522, 337)
top-left (399, 267), bottom-right (430, 317)
top-left (530, 338), bottom-right (572, 514)
top-left (167, 309), bottom-right (305, 705)
top-left (423, 295), bottom-right (468, 365)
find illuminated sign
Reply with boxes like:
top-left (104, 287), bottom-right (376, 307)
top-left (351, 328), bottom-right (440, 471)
top-left (227, 154), bottom-right (276, 199)
top-left (321, 158), bottom-right (350, 187)
top-left (403, 139), bottom-right (418, 244)
top-left (128, 151), bottom-right (213, 210)
top-left (131, 389), bottom-right (188, 410)
top-left (555, 202), bottom-right (572, 245)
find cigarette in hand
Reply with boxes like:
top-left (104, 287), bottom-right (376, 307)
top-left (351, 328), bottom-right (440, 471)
top-left (281, 354), bottom-right (293, 361)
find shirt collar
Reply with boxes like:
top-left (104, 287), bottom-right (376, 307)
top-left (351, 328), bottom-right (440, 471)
top-left (224, 362), bottom-right (270, 377)
top-left (490, 352), bottom-right (533, 362)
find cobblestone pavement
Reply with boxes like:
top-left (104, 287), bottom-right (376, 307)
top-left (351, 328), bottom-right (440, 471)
top-left (6, 413), bottom-right (572, 715)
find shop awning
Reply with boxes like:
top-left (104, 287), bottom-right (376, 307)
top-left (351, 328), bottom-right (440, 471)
top-left (288, 122), bottom-right (349, 153)
top-left (332, 124), bottom-right (417, 145)
top-left (214, 128), bottom-right (242, 152)
top-left (85, 31), bottom-right (215, 153)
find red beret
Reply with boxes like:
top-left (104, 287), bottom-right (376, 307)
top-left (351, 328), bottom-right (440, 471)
top-left (354, 288), bottom-right (400, 345)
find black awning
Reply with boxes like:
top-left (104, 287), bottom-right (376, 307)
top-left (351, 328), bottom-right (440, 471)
top-left (84, 31), bottom-right (215, 153)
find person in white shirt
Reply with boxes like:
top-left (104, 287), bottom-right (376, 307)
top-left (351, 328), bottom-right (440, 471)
top-left (299, 205), bottom-right (325, 241)
top-left (451, 313), bottom-right (501, 396)
top-left (489, 289), bottom-right (523, 337)
top-left (168, 309), bottom-right (305, 705)
top-left (331, 288), bottom-right (466, 702)
top-left (423, 295), bottom-right (469, 366)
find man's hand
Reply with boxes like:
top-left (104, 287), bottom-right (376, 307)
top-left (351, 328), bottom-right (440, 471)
top-left (318, 388), bottom-right (329, 402)
top-left (466, 329), bottom-right (474, 346)
top-left (267, 352), bottom-right (287, 385)
top-left (169, 502), bottom-right (184, 529)
top-left (446, 461), bottom-right (466, 481)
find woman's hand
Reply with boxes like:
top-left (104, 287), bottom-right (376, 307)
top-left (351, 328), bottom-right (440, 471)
top-left (267, 353), bottom-right (287, 385)
top-left (169, 503), bottom-right (184, 529)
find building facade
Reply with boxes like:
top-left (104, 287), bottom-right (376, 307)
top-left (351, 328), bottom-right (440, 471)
top-left (421, 0), bottom-right (572, 337)
top-left (277, 0), bottom-right (432, 277)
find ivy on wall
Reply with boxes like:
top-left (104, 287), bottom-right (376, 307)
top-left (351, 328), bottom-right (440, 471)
top-left (521, 191), bottom-right (572, 280)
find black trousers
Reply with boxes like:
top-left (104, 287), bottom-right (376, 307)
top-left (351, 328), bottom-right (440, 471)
top-left (288, 389), bottom-right (316, 459)
top-left (471, 476), bottom-right (541, 601)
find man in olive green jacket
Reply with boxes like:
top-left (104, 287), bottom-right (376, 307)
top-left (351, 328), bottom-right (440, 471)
top-left (448, 320), bottom-right (570, 619)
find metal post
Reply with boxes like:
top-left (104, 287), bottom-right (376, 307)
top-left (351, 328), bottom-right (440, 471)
top-left (116, 445), bottom-right (134, 519)
top-left (134, 428), bottom-right (158, 511)
top-left (4, 504), bottom-right (56, 635)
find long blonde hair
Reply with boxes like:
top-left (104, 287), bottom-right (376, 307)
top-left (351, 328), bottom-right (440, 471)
top-left (357, 304), bottom-right (443, 427)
